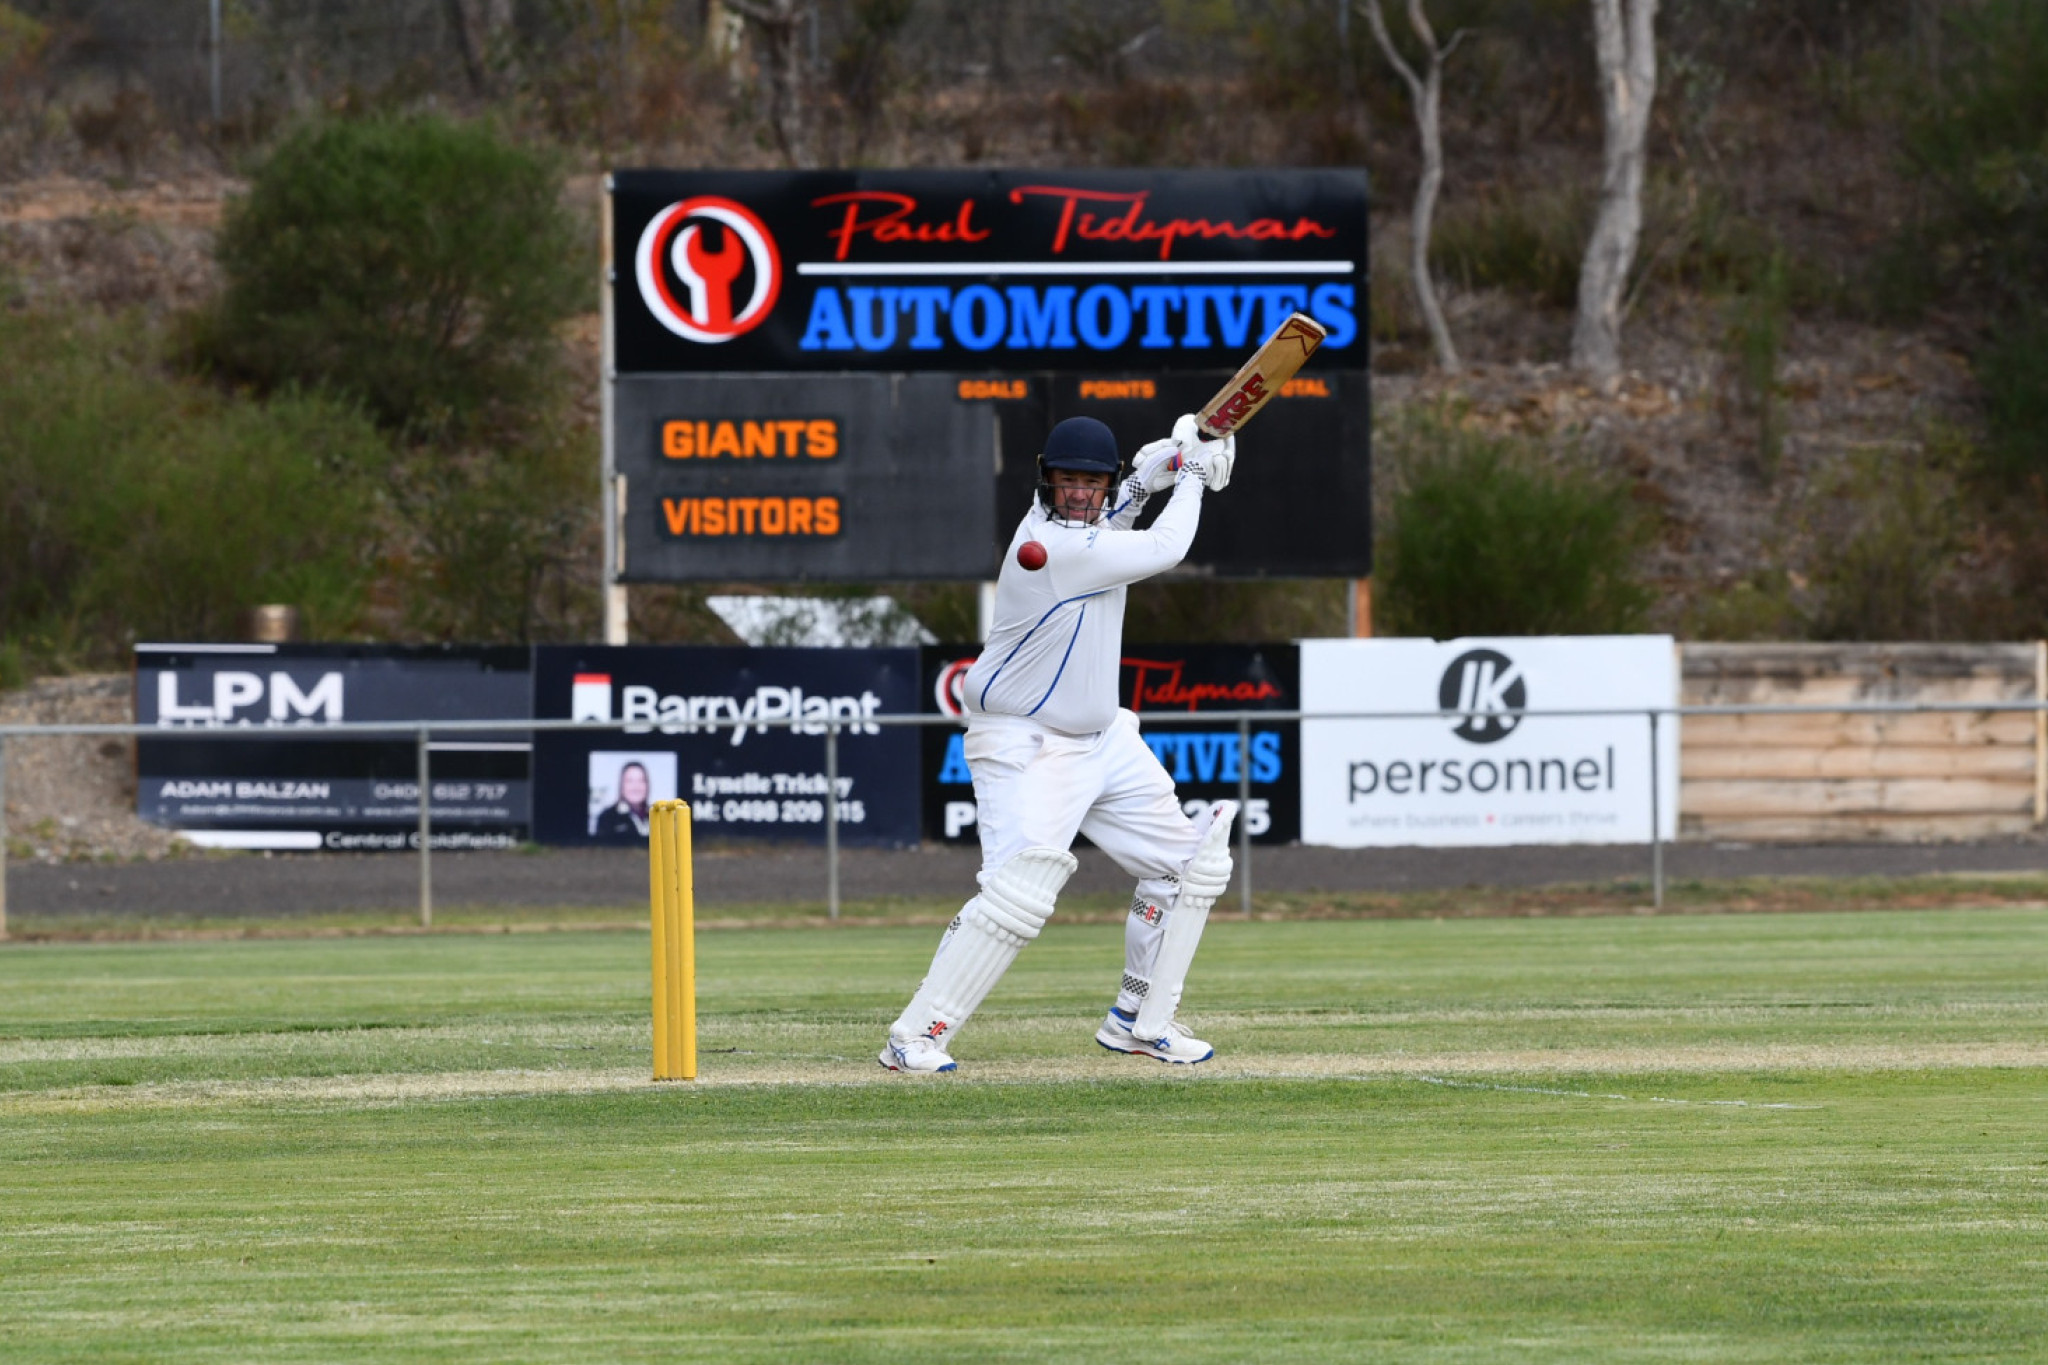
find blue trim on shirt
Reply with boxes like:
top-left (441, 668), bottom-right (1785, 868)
top-left (1105, 477), bottom-right (1151, 527)
top-left (976, 590), bottom-right (1105, 711)
top-left (1026, 603), bottom-right (1088, 717)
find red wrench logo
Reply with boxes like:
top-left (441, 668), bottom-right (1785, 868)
top-left (679, 223), bottom-right (746, 334)
top-left (933, 657), bottom-right (976, 717)
top-left (634, 196), bottom-right (782, 344)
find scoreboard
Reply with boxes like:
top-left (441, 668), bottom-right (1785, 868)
top-left (604, 168), bottom-right (1370, 586)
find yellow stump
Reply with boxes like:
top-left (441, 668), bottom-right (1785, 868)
top-left (649, 800), bottom-right (696, 1081)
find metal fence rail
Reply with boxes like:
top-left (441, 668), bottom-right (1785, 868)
top-left (5, 700), bottom-right (2047, 940)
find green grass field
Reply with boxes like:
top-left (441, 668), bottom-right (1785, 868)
top-left (4, 906), bottom-right (2047, 1362)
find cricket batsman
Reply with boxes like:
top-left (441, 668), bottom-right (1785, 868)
top-left (881, 412), bottom-right (1239, 1073)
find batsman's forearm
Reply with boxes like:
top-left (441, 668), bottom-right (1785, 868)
top-left (1148, 475), bottom-right (1205, 559)
top-left (1056, 479), bottom-right (1203, 596)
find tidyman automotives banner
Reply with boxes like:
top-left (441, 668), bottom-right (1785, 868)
top-left (610, 169), bottom-right (1367, 374)
top-left (135, 644), bottom-right (533, 851)
top-left (529, 646), bottom-right (922, 848)
top-left (922, 644), bottom-right (1301, 847)
top-left (1298, 638), bottom-right (1679, 848)
top-left (608, 168), bottom-right (1372, 582)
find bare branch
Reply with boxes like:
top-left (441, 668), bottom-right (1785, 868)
top-left (726, 0), bottom-right (816, 169)
top-left (1358, 1), bottom-right (1425, 104)
top-left (1118, 24), bottom-right (1164, 59)
top-left (1404, 0), bottom-right (1441, 54)
top-left (1359, 0), bottom-right (1463, 372)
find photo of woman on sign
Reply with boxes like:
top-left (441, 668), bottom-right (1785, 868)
top-left (588, 753), bottom-right (675, 840)
top-left (596, 761), bottom-right (651, 837)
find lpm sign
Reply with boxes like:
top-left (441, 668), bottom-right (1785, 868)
top-left (135, 644), bottom-right (532, 851)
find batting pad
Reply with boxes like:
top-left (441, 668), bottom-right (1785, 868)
top-left (1133, 801), bottom-right (1236, 1039)
top-left (891, 846), bottom-right (1077, 1043)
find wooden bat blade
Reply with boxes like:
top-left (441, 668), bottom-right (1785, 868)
top-left (1195, 312), bottom-right (1329, 440)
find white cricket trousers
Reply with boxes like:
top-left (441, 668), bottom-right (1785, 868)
top-left (966, 709), bottom-right (1201, 884)
top-left (882, 709), bottom-right (1207, 1044)
top-left (966, 710), bottom-right (1202, 1014)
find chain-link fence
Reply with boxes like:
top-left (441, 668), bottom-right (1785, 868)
top-left (5, 697), bottom-right (2046, 940)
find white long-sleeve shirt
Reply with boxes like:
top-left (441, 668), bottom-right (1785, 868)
top-left (962, 473), bottom-right (1204, 736)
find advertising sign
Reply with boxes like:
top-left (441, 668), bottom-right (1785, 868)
top-left (922, 643), bottom-right (1301, 847)
top-left (606, 167), bottom-right (1372, 583)
top-left (611, 169), bottom-right (1367, 374)
top-left (1299, 637), bottom-right (1678, 848)
top-left (530, 646), bottom-right (922, 847)
top-left (134, 644), bottom-right (532, 851)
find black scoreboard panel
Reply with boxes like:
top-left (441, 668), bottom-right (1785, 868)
top-left (985, 371), bottom-right (1369, 579)
top-left (616, 373), bottom-right (999, 581)
top-left (617, 369), bottom-right (1368, 581)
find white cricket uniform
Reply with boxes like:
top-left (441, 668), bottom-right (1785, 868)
top-left (884, 456), bottom-right (1232, 1062)
top-left (961, 474), bottom-right (1206, 940)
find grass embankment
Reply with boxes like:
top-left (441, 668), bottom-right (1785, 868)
top-left (2, 910), bottom-right (2046, 1361)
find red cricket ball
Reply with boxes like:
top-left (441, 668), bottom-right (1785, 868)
top-left (1016, 540), bottom-right (1048, 571)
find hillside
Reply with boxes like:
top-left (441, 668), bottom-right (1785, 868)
top-left (0, 0), bottom-right (2034, 653)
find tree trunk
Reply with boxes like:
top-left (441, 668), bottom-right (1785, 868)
top-left (730, 0), bottom-right (814, 169)
top-left (1910, 0), bottom-right (1943, 92)
top-left (1361, 0), bottom-right (1463, 373)
top-left (1572, 0), bottom-right (1658, 383)
top-left (1407, 45), bottom-right (1457, 372)
top-left (445, 0), bottom-right (512, 96)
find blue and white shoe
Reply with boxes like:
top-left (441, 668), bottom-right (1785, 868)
top-left (879, 1032), bottom-right (958, 1073)
top-left (1095, 1007), bottom-right (1214, 1064)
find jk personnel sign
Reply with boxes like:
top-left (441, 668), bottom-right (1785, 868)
top-left (1298, 638), bottom-right (1679, 848)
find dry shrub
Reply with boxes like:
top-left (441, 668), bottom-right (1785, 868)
top-left (1376, 406), bottom-right (1653, 637)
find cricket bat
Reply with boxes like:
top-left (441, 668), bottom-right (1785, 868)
top-left (1195, 311), bottom-right (1329, 439)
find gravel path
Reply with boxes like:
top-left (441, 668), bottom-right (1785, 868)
top-left (8, 836), bottom-right (2048, 920)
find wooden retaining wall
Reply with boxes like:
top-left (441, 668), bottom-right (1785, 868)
top-left (1680, 643), bottom-right (2048, 842)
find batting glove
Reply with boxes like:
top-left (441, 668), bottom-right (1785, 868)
top-left (1171, 413), bottom-right (1236, 491)
top-left (1131, 437), bottom-right (1182, 493)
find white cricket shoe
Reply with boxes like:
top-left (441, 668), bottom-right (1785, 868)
top-left (878, 1032), bottom-right (958, 1073)
top-left (1095, 1008), bottom-right (1214, 1064)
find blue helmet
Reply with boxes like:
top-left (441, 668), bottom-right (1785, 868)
top-left (1036, 417), bottom-right (1121, 519)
